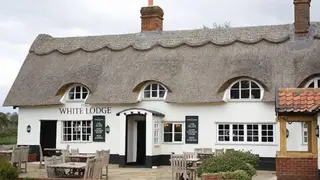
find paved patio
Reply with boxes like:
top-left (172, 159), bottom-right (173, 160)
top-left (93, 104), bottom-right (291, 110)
top-left (19, 162), bottom-right (277, 180)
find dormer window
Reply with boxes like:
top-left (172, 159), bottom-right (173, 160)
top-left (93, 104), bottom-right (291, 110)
top-left (305, 77), bottom-right (320, 88)
top-left (228, 79), bottom-right (263, 100)
top-left (68, 85), bottom-right (89, 100)
top-left (143, 83), bottom-right (167, 99)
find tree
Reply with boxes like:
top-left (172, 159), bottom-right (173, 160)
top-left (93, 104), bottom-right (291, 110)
top-left (203, 21), bottom-right (231, 29)
top-left (0, 112), bottom-right (10, 130)
top-left (9, 112), bottom-right (18, 127)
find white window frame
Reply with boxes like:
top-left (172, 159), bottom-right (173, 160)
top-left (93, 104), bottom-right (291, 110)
top-left (67, 85), bottom-right (89, 101)
top-left (225, 79), bottom-right (264, 101)
top-left (302, 122), bottom-right (308, 145)
top-left (305, 77), bottom-right (320, 88)
top-left (153, 121), bottom-right (160, 146)
top-left (216, 123), bottom-right (275, 144)
top-left (141, 83), bottom-right (168, 100)
top-left (163, 122), bottom-right (183, 143)
top-left (61, 120), bottom-right (92, 142)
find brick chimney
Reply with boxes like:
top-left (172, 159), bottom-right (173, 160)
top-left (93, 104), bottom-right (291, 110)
top-left (294, 0), bottom-right (311, 35)
top-left (140, 3), bottom-right (164, 32)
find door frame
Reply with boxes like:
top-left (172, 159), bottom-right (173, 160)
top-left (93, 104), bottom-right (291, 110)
top-left (39, 120), bottom-right (57, 151)
top-left (124, 115), bottom-right (146, 166)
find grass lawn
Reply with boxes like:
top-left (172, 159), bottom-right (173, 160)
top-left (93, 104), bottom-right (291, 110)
top-left (0, 136), bottom-right (17, 145)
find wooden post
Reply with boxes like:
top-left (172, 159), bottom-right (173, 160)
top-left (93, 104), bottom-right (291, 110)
top-left (310, 120), bottom-right (318, 155)
top-left (308, 122), bottom-right (312, 153)
top-left (279, 120), bottom-right (287, 155)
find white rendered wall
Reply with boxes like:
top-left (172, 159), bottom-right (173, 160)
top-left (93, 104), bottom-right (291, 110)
top-left (17, 101), bottom-right (308, 158)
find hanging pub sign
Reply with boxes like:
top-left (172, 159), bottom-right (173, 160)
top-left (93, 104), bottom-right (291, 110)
top-left (92, 115), bottom-right (106, 142)
top-left (185, 116), bottom-right (199, 144)
top-left (59, 107), bottom-right (111, 115)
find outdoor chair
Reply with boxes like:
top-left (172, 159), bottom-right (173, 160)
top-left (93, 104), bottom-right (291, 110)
top-left (11, 146), bottom-right (21, 172)
top-left (203, 148), bottom-right (213, 154)
top-left (71, 148), bottom-right (79, 155)
top-left (194, 148), bottom-right (203, 154)
top-left (96, 149), bottom-right (110, 179)
top-left (20, 146), bottom-right (29, 173)
top-left (170, 153), bottom-right (188, 180)
top-left (83, 157), bottom-right (103, 180)
top-left (39, 144), bottom-right (45, 169)
top-left (215, 148), bottom-right (224, 156)
top-left (61, 149), bottom-right (70, 163)
top-left (44, 156), bottom-right (55, 178)
top-left (183, 152), bottom-right (198, 180)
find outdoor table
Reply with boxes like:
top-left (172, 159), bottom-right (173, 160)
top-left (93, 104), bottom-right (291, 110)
top-left (0, 150), bottom-right (13, 160)
top-left (48, 162), bottom-right (86, 178)
top-left (67, 154), bottom-right (95, 162)
top-left (43, 148), bottom-right (62, 157)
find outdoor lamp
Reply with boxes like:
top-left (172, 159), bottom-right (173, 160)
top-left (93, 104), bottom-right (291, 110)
top-left (286, 129), bottom-right (289, 138)
top-left (105, 125), bottom-right (110, 134)
top-left (27, 125), bottom-right (31, 133)
top-left (316, 125), bottom-right (319, 138)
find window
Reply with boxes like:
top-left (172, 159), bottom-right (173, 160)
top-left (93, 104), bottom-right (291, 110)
top-left (217, 123), bottom-right (275, 143)
top-left (229, 80), bottom-right (262, 100)
top-left (68, 85), bottom-right (89, 100)
top-left (154, 121), bottom-right (160, 146)
top-left (305, 77), bottom-right (320, 88)
top-left (143, 83), bottom-right (167, 99)
top-left (261, 125), bottom-right (274, 142)
top-left (62, 120), bottom-right (92, 142)
top-left (302, 122), bottom-right (308, 144)
top-left (163, 123), bottom-right (183, 143)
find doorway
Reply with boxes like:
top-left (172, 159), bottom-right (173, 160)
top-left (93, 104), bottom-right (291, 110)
top-left (40, 120), bottom-right (57, 156)
top-left (125, 115), bottom-right (146, 166)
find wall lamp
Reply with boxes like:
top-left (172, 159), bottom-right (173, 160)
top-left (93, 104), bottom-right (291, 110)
top-left (105, 125), bottom-right (110, 134)
top-left (316, 125), bottom-right (319, 138)
top-left (286, 129), bottom-right (289, 138)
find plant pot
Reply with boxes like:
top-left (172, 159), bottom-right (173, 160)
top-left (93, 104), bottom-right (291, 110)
top-left (28, 154), bottom-right (37, 162)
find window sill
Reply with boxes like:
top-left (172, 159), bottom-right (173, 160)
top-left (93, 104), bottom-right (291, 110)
top-left (224, 99), bottom-right (263, 102)
top-left (61, 141), bottom-right (93, 144)
top-left (65, 100), bottom-right (87, 103)
top-left (162, 142), bottom-right (184, 145)
top-left (215, 142), bottom-right (277, 146)
top-left (141, 98), bottom-right (165, 101)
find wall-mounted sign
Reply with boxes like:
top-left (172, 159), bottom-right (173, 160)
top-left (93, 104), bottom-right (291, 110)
top-left (59, 107), bottom-right (111, 115)
top-left (93, 115), bottom-right (106, 142)
top-left (185, 116), bottom-right (199, 144)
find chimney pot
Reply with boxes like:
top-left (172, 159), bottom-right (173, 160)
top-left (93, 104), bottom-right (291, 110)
top-left (294, 0), bottom-right (311, 36)
top-left (140, 6), bottom-right (164, 32)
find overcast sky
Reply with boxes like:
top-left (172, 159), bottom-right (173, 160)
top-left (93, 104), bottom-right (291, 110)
top-left (0, 0), bottom-right (319, 112)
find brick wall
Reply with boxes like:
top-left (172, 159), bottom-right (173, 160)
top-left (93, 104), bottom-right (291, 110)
top-left (201, 174), bottom-right (219, 180)
top-left (276, 157), bottom-right (318, 180)
top-left (294, 0), bottom-right (310, 35)
top-left (140, 6), bottom-right (164, 32)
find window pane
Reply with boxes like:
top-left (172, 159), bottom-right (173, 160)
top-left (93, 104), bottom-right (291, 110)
top-left (83, 92), bottom-right (88, 99)
top-left (164, 123), bottom-right (172, 132)
top-left (241, 90), bottom-right (250, 98)
top-left (230, 90), bottom-right (239, 99)
top-left (152, 91), bottom-right (157, 97)
top-left (174, 133), bottom-right (182, 142)
top-left (145, 85), bottom-right (151, 91)
top-left (69, 92), bottom-right (75, 99)
top-left (144, 90), bottom-right (150, 98)
top-left (231, 82), bottom-right (239, 89)
top-left (218, 124), bottom-right (230, 142)
top-left (247, 124), bottom-right (259, 142)
top-left (251, 82), bottom-right (259, 88)
top-left (308, 82), bottom-right (314, 88)
top-left (174, 124), bottom-right (182, 132)
top-left (251, 90), bottom-right (261, 99)
top-left (152, 84), bottom-right (158, 90)
top-left (159, 85), bottom-right (165, 91)
top-left (82, 87), bottom-right (88, 93)
top-left (75, 93), bottom-right (81, 99)
top-left (261, 124), bottom-right (274, 142)
top-left (159, 90), bottom-right (165, 98)
top-left (75, 86), bottom-right (81, 92)
top-left (164, 133), bottom-right (172, 142)
top-left (241, 80), bottom-right (249, 88)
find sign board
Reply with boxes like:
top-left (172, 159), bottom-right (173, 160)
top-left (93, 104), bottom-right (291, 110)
top-left (59, 107), bottom-right (111, 115)
top-left (185, 116), bottom-right (199, 144)
top-left (92, 115), bottom-right (105, 142)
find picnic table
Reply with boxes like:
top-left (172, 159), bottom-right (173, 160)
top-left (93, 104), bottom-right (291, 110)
top-left (43, 148), bottom-right (63, 156)
top-left (0, 150), bottom-right (13, 154)
top-left (47, 162), bottom-right (86, 178)
top-left (67, 154), bottom-right (95, 162)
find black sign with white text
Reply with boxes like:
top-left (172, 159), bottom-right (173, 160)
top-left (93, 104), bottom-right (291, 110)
top-left (185, 116), bottom-right (199, 144)
top-left (92, 115), bottom-right (106, 142)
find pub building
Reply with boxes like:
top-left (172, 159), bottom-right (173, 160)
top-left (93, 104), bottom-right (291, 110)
top-left (3, 0), bottom-right (320, 170)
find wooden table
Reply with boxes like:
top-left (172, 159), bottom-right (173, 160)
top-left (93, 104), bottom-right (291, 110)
top-left (67, 154), bottom-right (95, 162)
top-left (43, 148), bottom-right (62, 156)
top-left (48, 162), bottom-right (86, 178)
top-left (0, 150), bottom-right (13, 154)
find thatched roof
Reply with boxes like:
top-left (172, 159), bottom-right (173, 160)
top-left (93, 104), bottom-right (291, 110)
top-left (3, 23), bottom-right (320, 106)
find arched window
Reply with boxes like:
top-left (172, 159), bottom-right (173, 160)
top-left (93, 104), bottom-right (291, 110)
top-left (229, 79), bottom-right (262, 100)
top-left (305, 77), bottom-right (320, 88)
top-left (143, 83), bottom-right (167, 99)
top-left (68, 85), bottom-right (89, 100)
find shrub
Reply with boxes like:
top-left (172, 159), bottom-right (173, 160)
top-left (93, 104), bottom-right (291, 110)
top-left (197, 150), bottom-right (258, 178)
top-left (0, 158), bottom-right (19, 180)
top-left (225, 150), bottom-right (260, 168)
top-left (214, 170), bottom-right (251, 180)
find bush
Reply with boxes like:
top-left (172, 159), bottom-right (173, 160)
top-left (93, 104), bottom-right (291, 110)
top-left (0, 158), bottom-right (19, 180)
top-left (197, 150), bottom-right (258, 178)
top-left (213, 170), bottom-right (251, 180)
top-left (0, 129), bottom-right (17, 137)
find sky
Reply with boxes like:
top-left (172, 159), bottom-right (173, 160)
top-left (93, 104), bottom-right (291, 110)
top-left (0, 0), bottom-right (319, 113)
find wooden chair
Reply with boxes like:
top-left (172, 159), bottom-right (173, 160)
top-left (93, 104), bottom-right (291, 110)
top-left (215, 148), bottom-right (224, 156)
top-left (11, 146), bottom-right (21, 172)
top-left (194, 148), bottom-right (203, 154)
top-left (39, 144), bottom-right (45, 169)
top-left (44, 156), bottom-right (55, 178)
top-left (183, 152), bottom-right (198, 180)
top-left (20, 146), bottom-right (29, 173)
top-left (83, 157), bottom-right (103, 180)
top-left (98, 149), bottom-right (110, 179)
top-left (170, 153), bottom-right (187, 180)
top-left (61, 149), bottom-right (70, 163)
top-left (71, 148), bottom-right (79, 155)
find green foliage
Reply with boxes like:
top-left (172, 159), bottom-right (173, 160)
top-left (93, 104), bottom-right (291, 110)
top-left (197, 150), bottom-right (258, 178)
top-left (214, 170), bottom-right (251, 180)
top-left (0, 158), bottom-right (19, 180)
top-left (0, 128), bottom-right (17, 137)
top-left (0, 136), bottom-right (17, 145)
top-left (0, 113), bottom-right (10, 129)
top-left (23, 177), bottom-right (35, 180)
